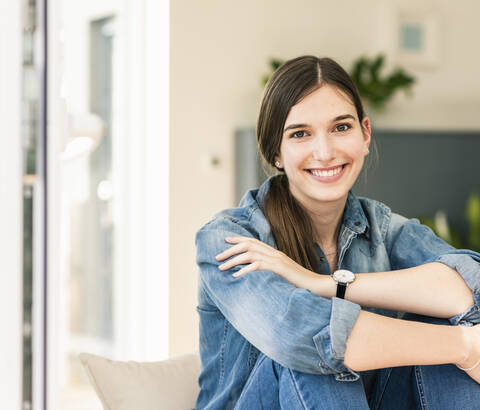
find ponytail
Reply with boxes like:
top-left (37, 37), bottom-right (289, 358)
top-left (263, 174), bottom-right (319, 272)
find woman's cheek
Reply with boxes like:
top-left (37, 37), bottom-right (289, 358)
top-left (349, 143), bottom-right (365, 158)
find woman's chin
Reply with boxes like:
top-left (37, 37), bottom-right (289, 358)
top-left (288, 177), bottom-right (352, 207)
top-left (297, 188), bottom-right (348, 207)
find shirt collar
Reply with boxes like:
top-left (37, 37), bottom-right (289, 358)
top-left (254, 176), bottom-right (370, 239)
top-left (342, 190), bottom-right (370, 238)
top-left (254, 175), bottom-right (273, 211)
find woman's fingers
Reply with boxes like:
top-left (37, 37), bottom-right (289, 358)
top-left (215, 236), bottom-right (280, 277)
top-left (215, 242), bottom-right (247, 261)
top-left (216, 237), bottom-right (264, 261)
top-left (218, 252), bottom-right (253, 271)
top-left (232, 261), bottom-right (261, 278)
top-left (214, 236), bottom-right (309, 286)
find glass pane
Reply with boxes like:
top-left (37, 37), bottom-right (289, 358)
top-left (48, 1), bottom-right (168, 407)
top-left (52, 6), bottom-right (119, 408)
top-left (68, 17), bottom-right (115, 343)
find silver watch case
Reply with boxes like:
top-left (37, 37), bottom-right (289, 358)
top-left (332, 269), bottom-right (355, 285)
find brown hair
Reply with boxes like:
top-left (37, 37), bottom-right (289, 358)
top-left (257, 55), bottom-right (375, 271)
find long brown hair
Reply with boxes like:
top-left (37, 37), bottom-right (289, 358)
top-left (257, 56), bottom-right (374, 271)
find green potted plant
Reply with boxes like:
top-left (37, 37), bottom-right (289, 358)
top-left (350, 54), bottom-right (416, 112)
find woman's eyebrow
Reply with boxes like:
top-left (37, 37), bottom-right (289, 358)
top-left (283, 123), bottom-right (309, 133)
top-left (283, 114), bottom-right (356, 133)
top-left (333, 114), bottom-right (356, 122)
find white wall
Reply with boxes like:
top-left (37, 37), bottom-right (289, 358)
top-left (170, 0), bottom-right (480, 356)
top-left (0, 0), bottom-right (22, 407)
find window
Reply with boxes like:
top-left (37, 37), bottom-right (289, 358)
top-left (47, 1), bottom-right (169, 408)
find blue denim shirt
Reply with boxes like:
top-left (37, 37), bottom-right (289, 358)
top-left (195, 176), bottom-right (480, 410)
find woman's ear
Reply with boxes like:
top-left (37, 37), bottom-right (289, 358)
top-left (361, 116), bottom-right (372, 150)
top-left (274, 155), bottom-right (282, 169)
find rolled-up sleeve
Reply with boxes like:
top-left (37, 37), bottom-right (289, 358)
top-left (435, 253), bottom-right (480, 324)
top-left (386, 213), bottom-right (480, 325)
top-left (196, 217), bottom-right (361, 378)
top-left (313, 297), bottom-right (362, 374)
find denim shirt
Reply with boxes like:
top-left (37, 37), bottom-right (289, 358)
top-left (195, 176), bottom-right (480, 410)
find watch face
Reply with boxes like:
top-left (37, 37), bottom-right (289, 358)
top-left (333, 269), bottom-right (355, 283)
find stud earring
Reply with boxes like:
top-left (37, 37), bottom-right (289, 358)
top-left (275, 161), bottom-right (281, 168)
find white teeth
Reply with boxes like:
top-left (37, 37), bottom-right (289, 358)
top-left (310, 166), bottom-right (343, 177)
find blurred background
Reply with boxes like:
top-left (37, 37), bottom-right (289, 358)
top-left (1, 0), bottom-right (479, 409)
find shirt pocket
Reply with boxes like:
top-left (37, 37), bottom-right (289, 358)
top-left (357, 237), bottom-right (376, 257)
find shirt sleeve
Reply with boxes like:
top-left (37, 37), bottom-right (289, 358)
top-left (196, 217), bottom-right (361, 377)
top-left (386, 213), bottom-right (480, 325)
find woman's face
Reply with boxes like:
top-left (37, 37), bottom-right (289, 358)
top-left (275, 84), bottom-right (371, 208)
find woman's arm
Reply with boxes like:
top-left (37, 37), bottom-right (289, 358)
top-left (312, 262), bottom-right (474, 319)
top-left (213, 233), bottom-right (480, 383)
top-left (344, 309), bottom-right (480, 383)
top-left (382, 214), bottom-right (480, 322)
top-left (218, 236), bottom-right (477, 319)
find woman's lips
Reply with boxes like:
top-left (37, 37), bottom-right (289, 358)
top-left (305, 164), bottom-right (347, 183)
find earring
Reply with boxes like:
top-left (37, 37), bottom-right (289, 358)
top-left (275, 161), bottom-right (281, 168)
top-left (364, 147), bottom-right (369, 154)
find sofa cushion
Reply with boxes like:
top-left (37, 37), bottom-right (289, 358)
top-left (79, 352), bottom-right (200, 410)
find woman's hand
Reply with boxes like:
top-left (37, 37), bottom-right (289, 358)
top-left (456, 324), bottom-right (480, 384)
top-left (215, 236), bottom-right (319, 291)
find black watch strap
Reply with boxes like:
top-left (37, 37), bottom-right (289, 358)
top-left (336, 283), bottom-right (347, 299)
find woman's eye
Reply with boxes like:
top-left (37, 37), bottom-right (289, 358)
top-left (291, 130), bottom-right (306, 139)
top-left (335, 123), bottom-right (351, 132)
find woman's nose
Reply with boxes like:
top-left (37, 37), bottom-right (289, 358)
top-left (312, 136), bottom-right (335, 162)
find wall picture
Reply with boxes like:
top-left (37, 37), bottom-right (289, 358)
top-left (393, 11), bottom-right (439, 69)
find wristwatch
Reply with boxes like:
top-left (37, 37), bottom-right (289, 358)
top-left (332, 269), bottom-right (356, 299)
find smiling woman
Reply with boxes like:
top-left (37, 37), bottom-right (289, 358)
top-left (194, 56), bottom-right (480, 410)
top-left (276, 85), bottom-right (370, 227)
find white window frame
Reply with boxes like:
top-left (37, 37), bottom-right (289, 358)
top-left (0, 0), bottom-right (23, 408)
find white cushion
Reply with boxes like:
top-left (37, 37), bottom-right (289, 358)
top-left (79, 352), bottom-right (200, 410)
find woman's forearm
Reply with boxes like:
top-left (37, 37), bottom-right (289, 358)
top-left (312, 262), bottom-right (474, 318)
top-left (218, 236), bottom-right (475, 318)
top-left (344, 309), bottom-right (468, 371)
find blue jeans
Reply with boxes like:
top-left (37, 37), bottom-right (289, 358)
top-left (234, 314), bottom-right (480, 409)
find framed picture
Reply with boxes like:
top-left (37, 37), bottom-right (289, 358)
top-left (392, 11), bottom-right (440, 69)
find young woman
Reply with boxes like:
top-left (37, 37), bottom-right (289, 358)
top-left (195, 56), bottom-right (480, 409)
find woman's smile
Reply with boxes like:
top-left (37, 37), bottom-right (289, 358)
top-left (305, 163), bottom-right (347, 182)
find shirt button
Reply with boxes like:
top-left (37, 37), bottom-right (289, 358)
top-left (354, 221), bottom-right (361, 226)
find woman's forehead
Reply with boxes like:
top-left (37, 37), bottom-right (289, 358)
top-left (286, 85), bottom-right (356, 124)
